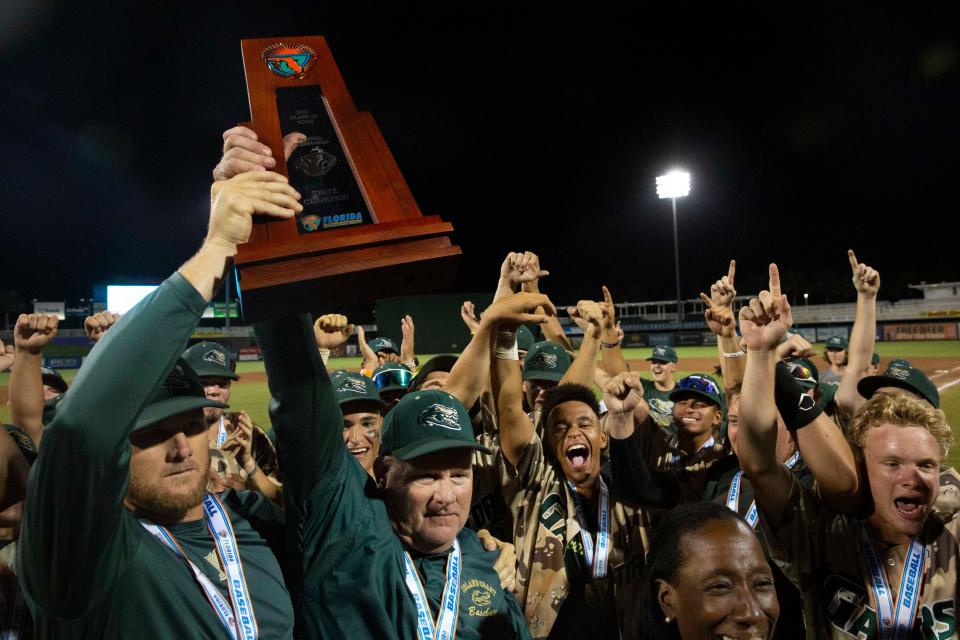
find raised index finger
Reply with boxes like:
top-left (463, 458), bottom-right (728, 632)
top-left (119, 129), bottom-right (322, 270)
top-left (602, 285), bottom-right (614, 306)
top-left (728, 259), bottom-right (736, 285)
top-left (769, 263), bottom-right (781, 297)
top-left (847, 249), bottom-right (859, 273)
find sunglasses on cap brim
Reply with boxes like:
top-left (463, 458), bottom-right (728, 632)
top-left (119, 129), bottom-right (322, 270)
top-left (373, 369), bottom-right (413, 390)
top-left (676, 376), bottom-right (720, 395)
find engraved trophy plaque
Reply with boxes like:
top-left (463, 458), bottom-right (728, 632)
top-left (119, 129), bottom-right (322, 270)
top-left (234, 36), bottom-right (461, 319)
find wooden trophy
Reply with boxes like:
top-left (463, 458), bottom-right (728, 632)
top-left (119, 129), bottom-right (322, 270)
top-left (233, 35), bottom-right (461, 319)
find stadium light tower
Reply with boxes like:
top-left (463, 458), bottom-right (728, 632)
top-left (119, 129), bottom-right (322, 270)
top-left (656, 170), bottom-right (691, 321)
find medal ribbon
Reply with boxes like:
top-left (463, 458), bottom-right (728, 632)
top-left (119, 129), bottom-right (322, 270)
top-left (141, 493), bottom-right (258, 640)
top-left (728, 452), bottom-right (800, 529)
top-left (216, 416), bottom-right (228, 447)
top-left (858, 524), bottom-right (926, 640)
top-left (567, 477), bottom-right (610, 578)
top-left (402, 538), bottom-right (461, 640)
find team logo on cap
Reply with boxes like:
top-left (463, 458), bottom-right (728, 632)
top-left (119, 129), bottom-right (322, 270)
top-left (887, 367), bottom-right (910, 380)
top-left (337, 377), bottom-right (368, 395)
top-left (531, 351), bottom-right (558, 369)
top-left (40, 367), bottom-right (57, 377)
top-left (203, 349), bottom-right (227, 367)
top-left (418, 403), bottom-right (461, 431)
top-left (261, 43), bottom-right (316, 78)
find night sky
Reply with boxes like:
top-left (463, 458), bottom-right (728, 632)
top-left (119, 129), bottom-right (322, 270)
top-left (3, 4), bottom-right (959, 315)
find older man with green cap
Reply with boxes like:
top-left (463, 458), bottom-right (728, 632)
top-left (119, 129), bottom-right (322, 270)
top-left (182, 340), bottom-right (280, 500)
top-left (255, 304), bottom-right (536, 639)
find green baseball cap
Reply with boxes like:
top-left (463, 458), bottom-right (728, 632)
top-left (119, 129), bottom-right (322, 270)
top-left (669, 374), bottom-right (723, 406)
top-left (181, 341), bottom-right (239, 380)
top-left (646, 345), bottom-right (678, 364)
top-left (410, 355), bottom-right (459, 391)
top-left (332, 371), bottom-right (385, 409)
top-left (380, 390), bottom-right (491, 460)
top-left (825, 335), bottom-right (848, 350)
top-left (785, 358), bottom-right (838, 408)
top-left (133, 359), bottom-right (228, 431)
top-left (368, 337), bottom-right (399, 355)
top-left (372, 362), bottom-right (413, 395)
top-left (857, 364), bottom-right (940, 408)
top-left (516, 326), bottom-right (536, 353)
top-left (40, 367), bottom-right (69, 394)
top-left (871, 352), bottom-right (881, 366)
top-left (522, 341), bottom-right (572, 382)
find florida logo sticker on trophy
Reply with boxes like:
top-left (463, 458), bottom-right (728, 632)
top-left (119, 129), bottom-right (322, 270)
top-left (261, 43), bottom-right (316, 78)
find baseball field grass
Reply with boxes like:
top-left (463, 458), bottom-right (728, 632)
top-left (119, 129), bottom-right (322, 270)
top-left (3, 341), bottom-right (960, 465)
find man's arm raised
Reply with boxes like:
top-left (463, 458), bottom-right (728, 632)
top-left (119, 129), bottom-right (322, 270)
top-left (836, 249), bottom-right (880, 416)
top-left (701, 259), bottom-right (745, 390)
top-left (737, 265), bottom-right (801, 528)
top-left (487, 293), bottom-right (555, 465)
top-left (22, 170), bottom-right (300, 616)
top-left (9, 313), bottom-right (59, 447)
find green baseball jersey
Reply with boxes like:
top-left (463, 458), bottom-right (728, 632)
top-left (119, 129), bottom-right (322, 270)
top-left (639, 378), bottom-right (675, 431)
top-left (20, 274), bottom-right (294, 639)
top-left (254, 315), bottom-right (531, 640)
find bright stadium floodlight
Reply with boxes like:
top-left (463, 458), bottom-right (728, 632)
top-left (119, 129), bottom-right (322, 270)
top-left (656, 170), bottom-right (691, 321)
top-left (656, 170), bottom-right (691, 199)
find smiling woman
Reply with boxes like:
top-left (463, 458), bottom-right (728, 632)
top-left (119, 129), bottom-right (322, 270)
top-left (640, 502), bottom-right (779, 640)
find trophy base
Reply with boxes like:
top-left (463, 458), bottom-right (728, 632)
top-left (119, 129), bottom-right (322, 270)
top-left (234, 217), bottom-right (461, 320)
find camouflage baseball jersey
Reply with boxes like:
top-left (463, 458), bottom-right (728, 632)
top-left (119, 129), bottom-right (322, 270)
top-left (467, 393), bottom-right (514, 543)
top-left (632, 414), bottom-right (727, 473)
top-left (502, 435), bottom-right (650, 639)
top-left (764, 475), bottom-right (960, 639)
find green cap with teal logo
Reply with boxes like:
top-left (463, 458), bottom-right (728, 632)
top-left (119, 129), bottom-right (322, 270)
top-left (522, 341), bottom-right (572, 382)
top-left (368, 337), bottom-right (399, 355)
top-left (669, 374), bottom-right (722, 406)
top-left (332, 371), bottom-right (385, 409)
top-left (646, 345), bottom-right (678, 364)
top-left (825, 335), bottom-right (848, 350)
top-left (181, 341), bottom-right (239, 380)
top-left (380, 390), bottom-right (491, 460)
top-left (857, 364), bottom-right (940, 408)
top-left (134, 359), bottom-right (227, 431)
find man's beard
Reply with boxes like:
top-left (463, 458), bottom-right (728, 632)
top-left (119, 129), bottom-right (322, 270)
top-left (127, 468), bottom-right (207, 523)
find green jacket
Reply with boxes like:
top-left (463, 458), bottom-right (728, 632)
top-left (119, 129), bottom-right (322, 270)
top-left (20, 273), bottom-right (294, 639)
top-left (255, 315), bottom-right (531, 639)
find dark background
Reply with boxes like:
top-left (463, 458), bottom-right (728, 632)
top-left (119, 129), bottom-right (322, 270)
top-left (3, 3), bottom-right (958, 316)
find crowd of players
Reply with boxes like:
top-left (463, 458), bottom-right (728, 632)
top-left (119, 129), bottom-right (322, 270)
top-left (0, 129), bottom-right (955, 639)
